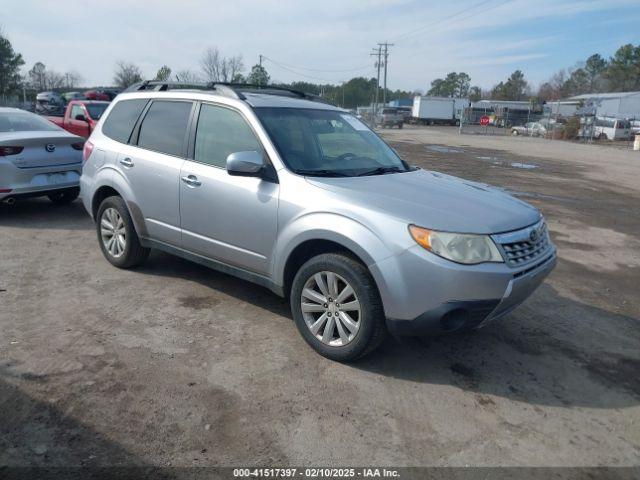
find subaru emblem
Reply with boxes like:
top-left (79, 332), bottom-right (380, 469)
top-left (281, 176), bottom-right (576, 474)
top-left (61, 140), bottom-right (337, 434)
top-left (529, 229), bottom-right (539, 242)
top-left (45, 144), bottom-right (56, 153)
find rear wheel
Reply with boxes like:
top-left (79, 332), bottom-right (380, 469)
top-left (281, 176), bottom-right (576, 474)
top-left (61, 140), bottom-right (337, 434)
top-left (96, 196), bottom-right (149, 269)
top-left (48, 187), bottom-right (79, 205)
top-left (511, 129), bottom-right (519, 136)
top-left (290, 253), bottom-right (387, 361)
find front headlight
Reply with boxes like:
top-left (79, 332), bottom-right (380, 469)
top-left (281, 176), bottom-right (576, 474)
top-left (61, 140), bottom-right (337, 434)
top-left (409, 225), bottom-right (503, 265)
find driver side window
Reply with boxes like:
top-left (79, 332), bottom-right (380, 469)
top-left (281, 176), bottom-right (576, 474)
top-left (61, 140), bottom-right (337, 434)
top-left (194, 104), bottom-right (262, 168)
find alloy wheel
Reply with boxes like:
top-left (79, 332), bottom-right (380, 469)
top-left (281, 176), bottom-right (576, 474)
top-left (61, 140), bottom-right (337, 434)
top-left (100, 207), bottom-right (126, 258)
top-left (300, 271), bottom-right (361, 347)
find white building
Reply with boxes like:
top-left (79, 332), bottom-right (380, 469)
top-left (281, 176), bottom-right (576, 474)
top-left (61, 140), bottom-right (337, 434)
top-left (568, 91), bottom-right (640, 119)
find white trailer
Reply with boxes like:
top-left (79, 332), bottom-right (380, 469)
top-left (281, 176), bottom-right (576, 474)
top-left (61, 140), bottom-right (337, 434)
top-left (412, 96), bottom-right (469, 125)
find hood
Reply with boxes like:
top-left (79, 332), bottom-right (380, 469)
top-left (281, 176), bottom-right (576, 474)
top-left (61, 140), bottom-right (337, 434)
top-left (306, 169), bottom-right (540, 234)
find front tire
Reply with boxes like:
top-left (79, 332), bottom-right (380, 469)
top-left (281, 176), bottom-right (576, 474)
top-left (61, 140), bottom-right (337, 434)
top-left (96, 196), bottom-right (149, 269)
top-left (48, 187), bottom-right (79, 205)
top-left (290, 253), bottom-right (387, 361)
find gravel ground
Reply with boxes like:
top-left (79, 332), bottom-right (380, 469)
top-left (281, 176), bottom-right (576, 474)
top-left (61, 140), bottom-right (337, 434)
top-left (1, 125), bottom-right (639, 469)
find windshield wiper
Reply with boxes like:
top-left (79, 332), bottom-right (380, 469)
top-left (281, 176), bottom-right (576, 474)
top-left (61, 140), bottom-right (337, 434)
top-left (356, 166), bottom-right (405, 177)
top-left (295, 169), bottom-right (351, 177)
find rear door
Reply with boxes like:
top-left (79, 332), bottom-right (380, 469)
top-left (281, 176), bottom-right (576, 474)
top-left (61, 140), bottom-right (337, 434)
top-left (114, 99), bottom-right (194, 246)
top-left (179, 102), bottom-right (278, 274)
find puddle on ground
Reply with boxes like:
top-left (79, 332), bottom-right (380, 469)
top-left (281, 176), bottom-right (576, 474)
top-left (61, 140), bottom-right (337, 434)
top-left (427, 145), bottom-right (464, 154)
top-left (511, 162), bottom-right (539, 169)
top-left (475, 156), bottom-right (539, 170)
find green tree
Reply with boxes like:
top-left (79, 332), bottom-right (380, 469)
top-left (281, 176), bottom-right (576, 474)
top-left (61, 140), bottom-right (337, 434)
top-left (491, 70), bottom-right (529, 100)
top-left (563, 67), bottom-right (589, 96)
top-left (154, 65), bottom-right (172, 81)
top-left (0, 31), bottom-right (24, 97)
top-left (247, 64), bottom-right (269, 86)
top-left (469, 86), bottom-right (482, 102)
top-left (604, 44), bottom-right (640, 91)
top-left (584, 53), bottom-right (607, 91)
top-left (427, 72), bottom-right (471, 98)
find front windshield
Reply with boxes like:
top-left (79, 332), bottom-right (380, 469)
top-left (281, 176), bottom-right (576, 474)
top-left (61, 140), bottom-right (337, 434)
top-left (86, 103), bottom-right (109, 120)
top-left (255, 107), bottom-right (410, 177)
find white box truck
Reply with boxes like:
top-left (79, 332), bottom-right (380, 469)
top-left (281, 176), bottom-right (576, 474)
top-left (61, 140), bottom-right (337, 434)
top-left (412, 96), bottom-right (469, 125)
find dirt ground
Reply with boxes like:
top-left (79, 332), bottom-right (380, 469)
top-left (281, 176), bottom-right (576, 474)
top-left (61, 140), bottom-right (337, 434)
top-left (1, 125), bottom-right (639, 468)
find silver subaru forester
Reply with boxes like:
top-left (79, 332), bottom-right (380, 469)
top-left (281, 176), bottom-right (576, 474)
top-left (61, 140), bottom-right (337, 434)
top-left (80, 82), bottom-right (556, 361)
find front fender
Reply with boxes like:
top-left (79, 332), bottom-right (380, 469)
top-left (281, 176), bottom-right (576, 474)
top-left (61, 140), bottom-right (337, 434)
top-left (272, 212), bottom-right (394, 288)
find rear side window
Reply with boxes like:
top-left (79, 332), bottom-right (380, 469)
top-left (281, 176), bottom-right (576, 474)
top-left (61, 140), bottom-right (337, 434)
top-left (194, 103), bottom-right (262, 168)
top-left (102, 99), bottom-right (148, 143)
top-left (137, 101), bottom-right (193, 157)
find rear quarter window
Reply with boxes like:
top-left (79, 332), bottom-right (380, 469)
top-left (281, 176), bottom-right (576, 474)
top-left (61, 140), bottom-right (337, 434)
top-left (102, 99), bottom-right (148, 143)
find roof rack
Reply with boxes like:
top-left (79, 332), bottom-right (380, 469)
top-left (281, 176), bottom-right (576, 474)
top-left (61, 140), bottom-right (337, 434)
top-left (215, 83), bottom-right (330, 104)
top-left (123, 80), bottom-right (245, 100)
top-left (122, 81), bottom-right (332, 105)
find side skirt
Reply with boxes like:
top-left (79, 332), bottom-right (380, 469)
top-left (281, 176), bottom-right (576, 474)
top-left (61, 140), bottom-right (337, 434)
top-left (140, 238), bottom-right (285, 297)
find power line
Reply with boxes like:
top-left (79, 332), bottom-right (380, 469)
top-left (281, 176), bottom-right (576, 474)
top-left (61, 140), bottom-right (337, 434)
top-left (388, 0), bottom-right (497, 42)
top-left (262, 56), bottom-right (371, 73)
top-left (404, 0), bottom-right (512, 59)
top-left (262, 57), bottom-right (338, 83)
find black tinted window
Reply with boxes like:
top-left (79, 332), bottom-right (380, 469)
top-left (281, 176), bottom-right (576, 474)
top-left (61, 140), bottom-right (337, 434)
top-left (195, 104), bottom-right (261, 167)
top-left (138, 101), bottom-right (192, 156)
top-left (102, 99), bottom-right (148, 143)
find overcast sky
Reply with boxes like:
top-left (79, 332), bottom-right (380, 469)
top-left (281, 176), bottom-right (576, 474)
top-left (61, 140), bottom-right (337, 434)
top-left (2, 0), bottom-right (639, 91)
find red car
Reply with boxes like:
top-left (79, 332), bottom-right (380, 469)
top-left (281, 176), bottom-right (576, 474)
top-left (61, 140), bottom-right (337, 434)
top-left (44, 100), bottom-right (110, 138)
top-left (83, 90), bottom-right (110, 101)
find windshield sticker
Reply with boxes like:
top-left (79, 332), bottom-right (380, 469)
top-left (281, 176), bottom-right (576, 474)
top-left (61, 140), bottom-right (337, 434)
top-left (340, 114), bottom-right (369, 131)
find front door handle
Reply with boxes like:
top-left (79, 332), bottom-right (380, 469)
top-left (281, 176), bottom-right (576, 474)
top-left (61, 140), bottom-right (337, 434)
top-left (119, 157), bottom-right (134, 168)
top-left (181, 174), bottom-right (202, 187)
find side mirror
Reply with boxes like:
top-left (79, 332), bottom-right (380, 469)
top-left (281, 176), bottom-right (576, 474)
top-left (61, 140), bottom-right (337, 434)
top-left (226, 151), bottom-right (266, 177)
top-left (75, 114), bottom-right (87, 122)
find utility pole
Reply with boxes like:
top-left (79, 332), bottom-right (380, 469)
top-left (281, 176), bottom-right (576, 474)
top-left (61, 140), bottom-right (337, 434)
top-left (259, 54), bottom-right (263, 67)
top-left (371, 46), bottom-right (382, 119)
top-left (379, 42), bottom-right (393, 106)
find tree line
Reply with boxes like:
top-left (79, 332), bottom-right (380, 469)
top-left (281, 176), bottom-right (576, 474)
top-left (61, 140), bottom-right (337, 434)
top-left (1, 26), bottom-right (638, 106)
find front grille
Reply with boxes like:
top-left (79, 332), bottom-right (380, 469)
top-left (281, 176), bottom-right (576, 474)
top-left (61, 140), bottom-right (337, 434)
top-left (497, 221), bottom-right (551, 267)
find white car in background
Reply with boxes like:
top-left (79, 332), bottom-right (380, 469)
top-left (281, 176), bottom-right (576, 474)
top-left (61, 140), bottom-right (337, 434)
top-left (511, 122), bottom-right (548, 137)
top-left (0, 107), bottom-right (84, 205)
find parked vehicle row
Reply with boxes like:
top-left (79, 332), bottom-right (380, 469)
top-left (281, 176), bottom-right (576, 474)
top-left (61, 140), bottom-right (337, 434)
top-left (79, 82), bottom-right (556, 361)
top-left (0, 107), bottom-right (83, 206)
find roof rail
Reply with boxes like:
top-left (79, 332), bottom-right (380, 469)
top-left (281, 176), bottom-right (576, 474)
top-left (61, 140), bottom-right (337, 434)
top-left (214, 83), bottom-right (330, 104)
top-left (122, 80), bottom-right (245, 100)
top-left (122, 81), bottom-right (332, 105)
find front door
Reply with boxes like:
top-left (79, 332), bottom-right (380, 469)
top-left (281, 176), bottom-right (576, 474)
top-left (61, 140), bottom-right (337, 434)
top-left (68, 104), bottom-right (91, 137)
top-left (180, 103), bottom-right (279, 275)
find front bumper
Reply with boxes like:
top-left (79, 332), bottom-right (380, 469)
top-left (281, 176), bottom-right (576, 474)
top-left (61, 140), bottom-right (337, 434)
top-left (371, 243), bottom-right (556, 336)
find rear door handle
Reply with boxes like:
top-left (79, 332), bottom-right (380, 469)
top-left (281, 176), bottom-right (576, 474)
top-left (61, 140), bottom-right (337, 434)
top-left (119, 157), bottom-right (134, 168)
top-left (181, 175), bottom-right (201, 187)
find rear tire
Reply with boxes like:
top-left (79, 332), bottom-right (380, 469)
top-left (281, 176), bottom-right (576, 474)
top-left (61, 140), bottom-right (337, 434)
top-left (48, 187), bottom-right (79, 205)
top-left (511, 129), bottom-right (519, 136)
top-left (96, 196), bottom-right (150, 269)
top-left (290, 253), bottom-right (387, 361)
